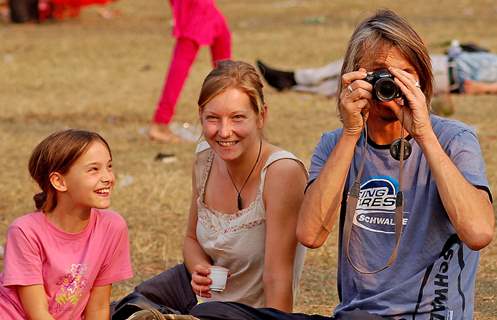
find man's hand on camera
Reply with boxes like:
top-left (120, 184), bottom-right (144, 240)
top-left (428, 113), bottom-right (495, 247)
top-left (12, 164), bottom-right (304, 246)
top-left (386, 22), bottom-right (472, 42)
top-left (389, 67), bottom-right (434, 142)
top-left (340, 68), bottom-right (373, 138)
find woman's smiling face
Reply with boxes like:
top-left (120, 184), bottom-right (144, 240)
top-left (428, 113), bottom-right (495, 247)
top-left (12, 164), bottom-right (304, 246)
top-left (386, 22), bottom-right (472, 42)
top-left (200, 87), bottom-right (264, 162)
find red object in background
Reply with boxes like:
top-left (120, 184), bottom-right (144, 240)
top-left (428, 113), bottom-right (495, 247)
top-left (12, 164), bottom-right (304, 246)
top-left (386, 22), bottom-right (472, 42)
top-left (38, 0), bottom-right (53, 22)
top-left (50, 0), bottom-right (113, 19)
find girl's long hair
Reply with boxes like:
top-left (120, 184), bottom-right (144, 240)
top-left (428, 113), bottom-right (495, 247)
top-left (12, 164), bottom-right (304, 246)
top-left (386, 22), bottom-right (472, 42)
top-left (28, 129), bottom-right (111, 212)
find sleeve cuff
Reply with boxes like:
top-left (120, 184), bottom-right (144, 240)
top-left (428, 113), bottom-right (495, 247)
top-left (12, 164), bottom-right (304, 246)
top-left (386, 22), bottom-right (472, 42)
top-left (93, 270), bottom-right (133, 287)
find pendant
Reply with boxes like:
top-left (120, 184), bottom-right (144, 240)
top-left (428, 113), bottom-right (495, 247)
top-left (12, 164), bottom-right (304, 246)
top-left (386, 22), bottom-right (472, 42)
top-left (390, 138), bottom-right (412, 161)
top-left (237, 194), bottom-right (243, 210)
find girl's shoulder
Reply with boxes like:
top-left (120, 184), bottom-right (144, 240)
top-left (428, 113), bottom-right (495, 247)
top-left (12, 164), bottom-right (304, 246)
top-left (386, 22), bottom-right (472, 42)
top-left (6, 212), bottom-right (46, 244)
top-left (93, 209), bottom-right (128, 231)
top-left (9, 211), bottom-right (44, 231)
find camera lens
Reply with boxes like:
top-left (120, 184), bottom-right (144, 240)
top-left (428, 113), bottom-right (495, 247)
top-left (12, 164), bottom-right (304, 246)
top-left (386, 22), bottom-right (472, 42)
top-left (375, 78), bottom-right (399, 101)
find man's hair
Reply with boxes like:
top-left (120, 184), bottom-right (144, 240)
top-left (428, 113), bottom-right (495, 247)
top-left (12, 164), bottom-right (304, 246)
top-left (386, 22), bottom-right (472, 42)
top-left (338, 9), bottom-right (434, 107)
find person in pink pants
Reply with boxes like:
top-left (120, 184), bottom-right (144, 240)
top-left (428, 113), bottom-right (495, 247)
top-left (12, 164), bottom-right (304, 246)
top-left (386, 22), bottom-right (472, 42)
top-left (149, 0), bottom-right (232, 143)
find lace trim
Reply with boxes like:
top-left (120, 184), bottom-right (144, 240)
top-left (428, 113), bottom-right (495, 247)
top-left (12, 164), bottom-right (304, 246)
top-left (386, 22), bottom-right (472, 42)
top-left (197, 192), bottom-right (264, 233)
top-left (227, 218), bottom-right (264, 234)
top-left (197, 208), bottom-right (265, 235)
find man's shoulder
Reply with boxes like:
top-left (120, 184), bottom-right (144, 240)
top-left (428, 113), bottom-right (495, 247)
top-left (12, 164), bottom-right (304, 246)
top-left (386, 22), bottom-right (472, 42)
top-left (431, 114), bottom-right (477, 142)
top-left (431, 114), bottom-right (475, 134)
top-left (317, 128), bottom-right (343, 147)
top-left (321, 127), bottom-right (344, 139)
top-left (311, 128), bottom-right (344, 159)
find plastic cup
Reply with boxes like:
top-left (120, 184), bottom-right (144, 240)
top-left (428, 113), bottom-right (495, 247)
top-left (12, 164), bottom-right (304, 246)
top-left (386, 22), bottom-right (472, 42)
top-left (209, 266), bottom-right (229, 292)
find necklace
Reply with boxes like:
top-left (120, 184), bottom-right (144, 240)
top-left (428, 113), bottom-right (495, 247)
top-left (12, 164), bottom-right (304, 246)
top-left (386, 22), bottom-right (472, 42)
top-left (225, 139), bottom-right (263, 210)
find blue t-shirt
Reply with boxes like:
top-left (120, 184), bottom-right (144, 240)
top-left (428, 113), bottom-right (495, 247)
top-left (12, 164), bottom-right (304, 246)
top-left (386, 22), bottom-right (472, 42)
top-left (309, 115), bottom-right (492, 320)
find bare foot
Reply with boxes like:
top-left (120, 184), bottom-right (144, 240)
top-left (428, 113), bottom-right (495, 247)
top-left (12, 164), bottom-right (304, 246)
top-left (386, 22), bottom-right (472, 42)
top-left (463, 80), bottom-right (481, 94)
top-left (97, 7), bottom-right (120, 19)
top-left (148, 123), bottom-right (182, 143)
top-left (463, 80), bottom-right (497, 95)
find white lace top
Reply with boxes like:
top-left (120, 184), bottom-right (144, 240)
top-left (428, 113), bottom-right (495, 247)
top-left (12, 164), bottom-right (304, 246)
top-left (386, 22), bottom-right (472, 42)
top-left (195, 142), bottom-right (307, 307)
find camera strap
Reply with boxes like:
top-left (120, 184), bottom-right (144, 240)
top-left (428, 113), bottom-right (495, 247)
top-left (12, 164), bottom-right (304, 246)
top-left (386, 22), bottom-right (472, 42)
top-left (343, 114), bottom-right (406, 274)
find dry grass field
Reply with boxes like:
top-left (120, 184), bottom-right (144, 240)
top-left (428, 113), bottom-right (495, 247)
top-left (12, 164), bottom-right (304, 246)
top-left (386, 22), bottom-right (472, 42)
top-left (1, 0), bottom-right (496, 318)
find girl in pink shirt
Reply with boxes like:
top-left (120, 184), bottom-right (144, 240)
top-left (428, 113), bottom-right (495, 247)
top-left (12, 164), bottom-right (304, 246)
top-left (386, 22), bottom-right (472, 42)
top-left (148, 0), bottom-right (232, 143)
top-left (0, 129), bottom-right (133, 320)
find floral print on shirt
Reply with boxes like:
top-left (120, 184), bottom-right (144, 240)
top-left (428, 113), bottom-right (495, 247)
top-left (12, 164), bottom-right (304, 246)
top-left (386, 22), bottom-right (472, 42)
top-left (55, 264), bottom-right (89, 306)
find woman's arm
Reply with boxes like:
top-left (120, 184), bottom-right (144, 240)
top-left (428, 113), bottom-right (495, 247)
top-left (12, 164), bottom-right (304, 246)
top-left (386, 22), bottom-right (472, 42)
top-left (18, 285), bottom-right (55, 320)
top-left (263, 159), bottom-right (308, 312)
top-left (182, 163), bottom-right (214, 297)
top-left (84, 285), bottom-right (111, 320)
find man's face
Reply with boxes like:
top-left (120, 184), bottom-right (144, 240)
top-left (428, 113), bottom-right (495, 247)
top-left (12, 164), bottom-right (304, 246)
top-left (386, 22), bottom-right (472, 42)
top-left (359, 45), bottom-right (419, 122)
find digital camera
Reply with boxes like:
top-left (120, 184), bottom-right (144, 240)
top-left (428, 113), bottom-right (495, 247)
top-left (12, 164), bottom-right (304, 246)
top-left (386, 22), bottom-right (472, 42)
top-left (365, 69), bottom-right (401, 101)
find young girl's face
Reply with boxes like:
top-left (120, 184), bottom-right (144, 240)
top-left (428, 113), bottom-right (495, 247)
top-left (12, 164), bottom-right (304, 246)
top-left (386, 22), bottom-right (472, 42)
top-left (61, 141), bottom-right (114, 210)
top-left (200, 88), bottom-right (264, 162)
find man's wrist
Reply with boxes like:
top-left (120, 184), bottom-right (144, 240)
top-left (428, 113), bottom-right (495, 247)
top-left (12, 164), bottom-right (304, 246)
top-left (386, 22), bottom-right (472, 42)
top-left (341, 129), bottom-right (362, 142)
top-left (416, 129), bottom-right (440, 152)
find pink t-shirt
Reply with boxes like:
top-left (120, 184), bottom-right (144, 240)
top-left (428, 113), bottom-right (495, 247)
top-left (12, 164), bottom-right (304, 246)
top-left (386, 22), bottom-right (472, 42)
top-left (170, 0), bottom-right (230, 45)
top-left (0, 209), bottom-right (133, 320)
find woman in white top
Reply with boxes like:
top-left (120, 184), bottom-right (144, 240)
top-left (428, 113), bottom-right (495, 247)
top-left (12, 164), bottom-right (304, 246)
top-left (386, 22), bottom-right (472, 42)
top-left (112, 60), bottom-right (307, 319)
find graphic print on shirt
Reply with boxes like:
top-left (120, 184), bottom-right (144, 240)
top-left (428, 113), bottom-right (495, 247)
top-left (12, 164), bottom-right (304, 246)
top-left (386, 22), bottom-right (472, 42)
top-left (354, 176), bottom-right (409, 234)
top-left (413, 235), bottom-right (465, 319)
top-left (55, 263), bottom-right (89, 306)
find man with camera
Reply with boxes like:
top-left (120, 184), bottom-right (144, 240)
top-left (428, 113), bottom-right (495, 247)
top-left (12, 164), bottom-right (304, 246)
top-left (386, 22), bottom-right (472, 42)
top-left (296, 9), bottom-right (494, 320)
top-left (181, 9), bottom-right (495, 320)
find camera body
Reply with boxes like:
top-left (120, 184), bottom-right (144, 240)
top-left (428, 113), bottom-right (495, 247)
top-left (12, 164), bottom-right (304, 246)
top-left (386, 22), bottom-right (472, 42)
top-left (365, 69), bottom-right (402, 101)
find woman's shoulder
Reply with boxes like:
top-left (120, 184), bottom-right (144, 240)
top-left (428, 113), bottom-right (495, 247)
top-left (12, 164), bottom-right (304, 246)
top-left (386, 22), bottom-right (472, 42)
top-left (263, 146), bottom-right (307, 178)
top-left (264, 145), bottom-right (305, 166)
top-left (193, 141), bottom-right (214, 183)
top-left (194, 141), bottom-right (213, 162)
top-left (195, 140), bottom-right (211, 154)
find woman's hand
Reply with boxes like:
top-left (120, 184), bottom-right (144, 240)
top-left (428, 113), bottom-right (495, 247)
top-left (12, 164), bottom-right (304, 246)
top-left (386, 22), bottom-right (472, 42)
top-left (389, 67), bottom-right (433, 142)
top-left (339, 68), bottom-right (373, 137)
top-left (190, 264), bottom-right (213, 298)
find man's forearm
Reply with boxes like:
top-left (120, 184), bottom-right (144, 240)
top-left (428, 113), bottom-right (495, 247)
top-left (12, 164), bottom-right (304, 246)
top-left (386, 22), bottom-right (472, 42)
top-left (419, 132), bottom-right (494, 250)
top-left (297, 132), bottom-right (359, 248)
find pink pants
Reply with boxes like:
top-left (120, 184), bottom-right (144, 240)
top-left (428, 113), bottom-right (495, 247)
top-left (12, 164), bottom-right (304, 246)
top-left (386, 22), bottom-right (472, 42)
top-left (152, 28), bottom-right (231, 125)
